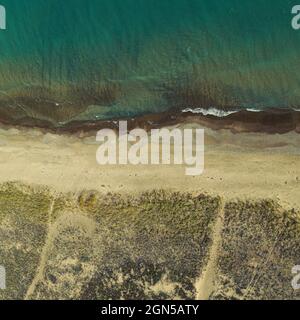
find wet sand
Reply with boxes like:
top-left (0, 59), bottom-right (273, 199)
top-left (1, 108), bottom-right (300, 135)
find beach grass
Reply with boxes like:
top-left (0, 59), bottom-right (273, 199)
top-left (0, 182), bottom-right (299, 300)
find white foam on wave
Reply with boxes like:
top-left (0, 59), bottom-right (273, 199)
top-left (182, 107), bottom-right (300, 117)
top-left (182, 107), bottom-right (238, 117)
top-left (246, 108), bottom-right (261, 113)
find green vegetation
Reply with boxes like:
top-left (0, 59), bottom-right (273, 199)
top-left (0, 182), bottom-right (299, 300)
top-left (0, 182), bottom-right (51, 299)
top-left (213, 200), bottom-right (300, 300)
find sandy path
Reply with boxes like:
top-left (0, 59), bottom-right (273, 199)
top-left (195, 199), bottom-right (225, 300)
top-left (25, 198), bottom-right (55, 300)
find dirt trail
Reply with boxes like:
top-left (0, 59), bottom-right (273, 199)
top-left (25, 198), bottom-right (55, 300)
top-left (195, 200), bottom-right (225, 300)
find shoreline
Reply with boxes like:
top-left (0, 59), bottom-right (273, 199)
top-left (1, 108), bottom-right (300, 136)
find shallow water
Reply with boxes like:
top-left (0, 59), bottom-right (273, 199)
top-left (0, 0), bottom-right (299, 123)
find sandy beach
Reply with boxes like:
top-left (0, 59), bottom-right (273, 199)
top-left (1, 122), bottom-right (300, 300)
top-left (0, 123), bottom-right (299, 210)
top-left (2, 0), bottom-right (300, 302)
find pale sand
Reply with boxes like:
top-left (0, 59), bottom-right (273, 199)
top-left (195, 199), bottom-right (225, 300)
top-left (0, 123), bottom-right (300, 210)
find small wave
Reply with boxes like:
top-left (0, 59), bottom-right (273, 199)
top-left (246, 108), bottom-right (261, 113)
top-left (181, 107), bottom-right (282, 117)
top-left (182, 107), bottom-right (238, 117)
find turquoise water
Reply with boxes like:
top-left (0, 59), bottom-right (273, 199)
top-left (0, 0), bottom-right (300, 123)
